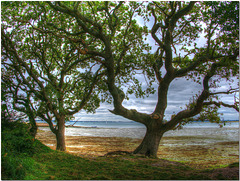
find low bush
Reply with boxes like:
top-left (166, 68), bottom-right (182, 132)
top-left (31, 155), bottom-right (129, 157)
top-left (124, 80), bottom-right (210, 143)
top-left (1, 120), bottom-right (50, 180)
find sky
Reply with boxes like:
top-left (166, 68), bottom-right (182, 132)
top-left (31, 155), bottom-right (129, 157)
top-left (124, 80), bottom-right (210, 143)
top-left (74, 77), bottom-right (238, 121)
top-left (73, 16), bottom-right (239, 122)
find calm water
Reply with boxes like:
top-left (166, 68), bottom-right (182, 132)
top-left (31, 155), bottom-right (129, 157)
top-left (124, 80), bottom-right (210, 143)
top-left (38, 120), bottom-right (239, 143)
top-left (37, 120), bottom-right (239, 129)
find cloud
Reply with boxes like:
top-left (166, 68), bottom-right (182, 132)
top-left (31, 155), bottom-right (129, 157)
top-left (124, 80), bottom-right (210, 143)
top-left (74, 75), bottom-right (238, 122)
top-left (73, 14), bottom-right (239, 122)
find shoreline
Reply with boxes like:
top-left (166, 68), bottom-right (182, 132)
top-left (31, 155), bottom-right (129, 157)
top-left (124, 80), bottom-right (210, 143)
top-left (36, 127), bottom-right (239, 169)
top-left (38, 126), bottom-right (239, 142)
top-left (36, 122), bottom-right (239, 129)
top-left (36, 123), bottom-right (104, 128)
top-left (36, 123), bottom-right (90, 128)
top-left (36, 121), bottom-right (239, 127)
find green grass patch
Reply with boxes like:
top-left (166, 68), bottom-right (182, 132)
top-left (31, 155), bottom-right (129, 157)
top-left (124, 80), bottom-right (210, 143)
top-left (25, 150), bottom-right (214, 180)
top-left (229, 162), bottom-right (239, 168)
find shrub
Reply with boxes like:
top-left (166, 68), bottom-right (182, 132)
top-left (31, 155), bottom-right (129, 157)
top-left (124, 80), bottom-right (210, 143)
top-left (2, 121), bottom-right (34, 155)
top-left (1, 120), bottom-right (35, 179)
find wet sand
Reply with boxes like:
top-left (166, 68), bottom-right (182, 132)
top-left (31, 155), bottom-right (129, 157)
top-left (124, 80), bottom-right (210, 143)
top-left (36, 127), bottom-right (239, 169)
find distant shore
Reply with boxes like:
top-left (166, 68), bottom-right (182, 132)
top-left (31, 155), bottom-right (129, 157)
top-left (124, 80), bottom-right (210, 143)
top-left (36, 120), bottom-right (239, 129)
top-left (36, 123), bottom-right (87, 128)
top-left (36, 123), bottom-right (51, 127)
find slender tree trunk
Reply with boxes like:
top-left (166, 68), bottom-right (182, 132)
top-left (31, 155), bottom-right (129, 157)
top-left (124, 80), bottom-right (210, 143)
top-left (133, 124), bottom-right (164, 158)
top-left (56, 116), bottom-right (66, 151)
top-left (29, 117), bottom-right (38, 138)
top-left (30, 123), bottom-right (38, 138)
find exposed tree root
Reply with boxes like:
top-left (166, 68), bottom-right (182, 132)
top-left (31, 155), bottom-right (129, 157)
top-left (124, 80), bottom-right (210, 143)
top-left (104, 151), bottom-right (132, 157)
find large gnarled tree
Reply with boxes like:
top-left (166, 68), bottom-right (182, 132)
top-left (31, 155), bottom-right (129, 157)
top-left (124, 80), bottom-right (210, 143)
top-left (37, 1), bottom-right (239, 157)
top-left (120, 1), bottom-right (239, 156)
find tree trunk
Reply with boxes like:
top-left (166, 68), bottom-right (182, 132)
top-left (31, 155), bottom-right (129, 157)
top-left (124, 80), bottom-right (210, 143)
top-left (29, 117), bottom-right (38, 138)
top-left (56, 116), bottom-right (66, 151)
top-left (133, 124), bottom-right (164, 158)
top-left (30, 124), bottom-right (38, 138)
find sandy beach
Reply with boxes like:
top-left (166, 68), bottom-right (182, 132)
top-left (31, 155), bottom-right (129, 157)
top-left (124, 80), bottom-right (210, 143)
top-left (36, 125), bottom-right (239, 169)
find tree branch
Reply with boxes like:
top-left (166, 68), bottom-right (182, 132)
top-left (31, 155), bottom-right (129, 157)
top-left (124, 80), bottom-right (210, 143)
top-left (164, 60), bottom-right (225, 131)
top-left (150, 8), bottom-right (165, 49)
top-left (1, 29), bottom-right (59, 119)
top-left (47, 2), bottom-right (105, 42)
top-left (67, 65), bottom-right (104, 115)
top-left (210, 88), bottom-right (239, 95)
top-left (170, 2), bottom-right (196, 31)
top-left (203, 101), bottom-right (239, 112)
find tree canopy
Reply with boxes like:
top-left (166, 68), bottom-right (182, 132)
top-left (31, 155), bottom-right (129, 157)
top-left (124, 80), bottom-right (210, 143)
top-left (1, 1), bottom-right (239, 156)
top-left (2, 1), bottom-right (107, 150)
top-left (1, 1), bottom-right (150, 151)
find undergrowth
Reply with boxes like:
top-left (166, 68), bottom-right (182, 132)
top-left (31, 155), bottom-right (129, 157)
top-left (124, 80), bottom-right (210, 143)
top-left (1, 120), bottom-right (52, 180)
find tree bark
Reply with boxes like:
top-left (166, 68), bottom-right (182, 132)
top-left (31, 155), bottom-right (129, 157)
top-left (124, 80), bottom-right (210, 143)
top-left (133, 123), bottom-right (164, 158)
top-left (28, 112), bottom-right (38, 138)
top-left (29, 122), bottom-right (38, 138)
top-left (56, 116), bottom-right (66, 151)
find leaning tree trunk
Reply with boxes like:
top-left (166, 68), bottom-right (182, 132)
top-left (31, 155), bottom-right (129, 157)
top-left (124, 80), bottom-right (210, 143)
top-left (55, 116), bottom-right (66, 151)
top-left (133, 122), bottom-right (164, 157)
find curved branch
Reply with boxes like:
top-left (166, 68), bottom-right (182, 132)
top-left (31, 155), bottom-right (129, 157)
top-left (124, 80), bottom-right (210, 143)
top-left (164, 60), bottom-right (226, 131)
top-left (151, 8), bottom-right (165, 49)
top-left (67, 65), bottom-right (105, 115)
top-left (210, 88), bottom-right (239, 96)
top-left (1, 29), bottom-right (59, 119)
top-left (170, 2), bottom-right (195, 31)
top-left (203, 101), bottom-right (239, 112)
top-left (175, 55), bottom-right (210, 77)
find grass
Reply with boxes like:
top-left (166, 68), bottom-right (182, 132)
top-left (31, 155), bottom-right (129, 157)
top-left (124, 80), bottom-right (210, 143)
top-left (26, 151), bottom-right (201, 180)
top-left (2, 124), bottom-right (238, 180)
top-left (20, 141), bottom-right (238, 180)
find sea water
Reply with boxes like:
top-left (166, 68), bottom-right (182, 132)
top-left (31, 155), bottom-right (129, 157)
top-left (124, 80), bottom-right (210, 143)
top-left (37, 120), bottom-right (239, 142)
top-left (63, 120), bottom-right (239, 128)
top-left (65, 120), bottom-right (145, 128)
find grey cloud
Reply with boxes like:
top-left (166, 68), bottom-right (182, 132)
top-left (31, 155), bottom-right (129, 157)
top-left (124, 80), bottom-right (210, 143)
top-left (74, 66), bottom-right (237, 122)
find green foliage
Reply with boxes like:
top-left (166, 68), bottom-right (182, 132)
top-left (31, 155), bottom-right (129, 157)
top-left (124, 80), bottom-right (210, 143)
top-left (1, 1), bottom-right (106, 132)
top-left (2, 122), bottom-right (34, 155)
top-left (1, 121), bottom-right (32, 179)
top-left (1, 1), bottom-right (156, 123)
top-left (228, 162), bottom-right (239, 168)
top-left (204, 1), bottom-right (239, 32)
top-left (1, 118), bottom-right (52, 180)
top-left (1, 1), bottom-right (238, 136)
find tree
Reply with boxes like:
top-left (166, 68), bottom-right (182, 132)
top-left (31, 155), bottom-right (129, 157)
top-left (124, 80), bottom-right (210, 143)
top-left (1, 69), bottom-right (26, 126)
top-left (2, 1), bottom-right (238, 157)
top-left (52, 1), bottom-right (238, 157)
top-left (59, 1), bottom-right (238, 157)
top-left (1, 68), bottom-right (38, 137)
top-left (1, 1), bottom-right (105, 151)
top-left (124, 1), bottom-right (239, 156)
